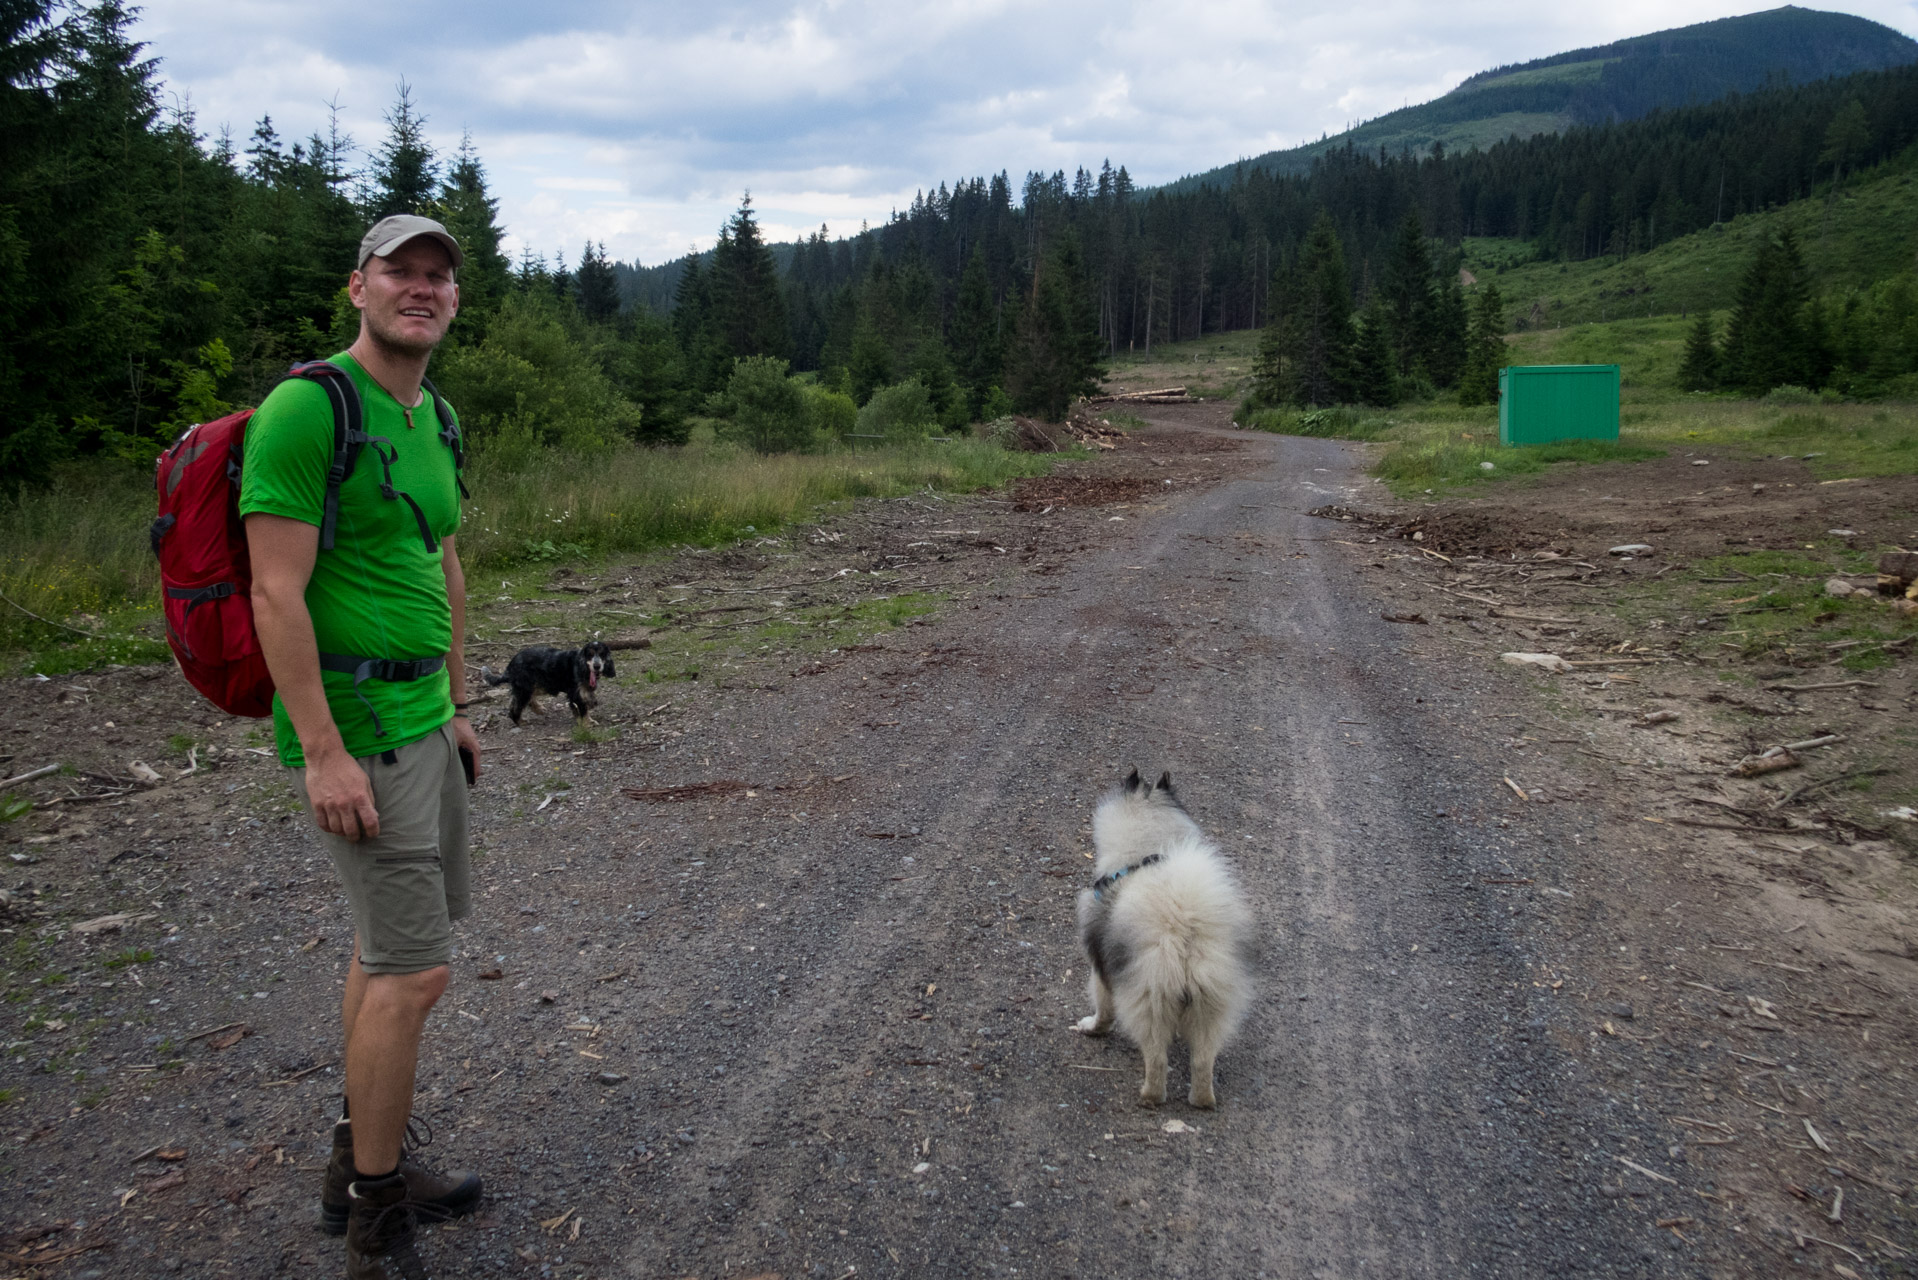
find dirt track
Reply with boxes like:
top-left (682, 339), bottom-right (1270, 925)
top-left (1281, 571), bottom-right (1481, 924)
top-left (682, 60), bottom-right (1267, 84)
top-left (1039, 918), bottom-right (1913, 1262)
top-left (4, 406), bottom-right (1914, 1279)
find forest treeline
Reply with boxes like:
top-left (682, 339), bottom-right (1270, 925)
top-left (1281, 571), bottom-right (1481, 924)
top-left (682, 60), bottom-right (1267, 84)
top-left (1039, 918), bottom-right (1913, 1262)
top-left (7, 0), bottom-right (1918, 479)
top-left (626, 60), bottom-right (1918, 372)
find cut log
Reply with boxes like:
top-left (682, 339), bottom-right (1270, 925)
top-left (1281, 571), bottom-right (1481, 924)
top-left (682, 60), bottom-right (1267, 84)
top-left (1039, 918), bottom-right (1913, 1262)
top-left (1733, 749), bottom-right (1799, 777)
top-left (1877, 550), bottom-right (1918, 594)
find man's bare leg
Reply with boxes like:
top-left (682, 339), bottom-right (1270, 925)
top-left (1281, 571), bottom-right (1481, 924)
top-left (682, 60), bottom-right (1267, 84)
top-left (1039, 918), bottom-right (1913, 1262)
top-left (344, 959), bottom-right (448, 1176)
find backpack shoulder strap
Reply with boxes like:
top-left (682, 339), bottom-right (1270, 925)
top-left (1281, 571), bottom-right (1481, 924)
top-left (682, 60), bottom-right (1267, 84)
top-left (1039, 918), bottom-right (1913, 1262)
top-left (281, 360), bottom-right (366, 552)
top-left (419, 374), bottom-right (470, 500)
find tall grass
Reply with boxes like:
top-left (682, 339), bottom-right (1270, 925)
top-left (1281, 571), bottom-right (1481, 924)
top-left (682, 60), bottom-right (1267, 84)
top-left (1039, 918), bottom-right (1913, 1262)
top-left (0, 437), bottom-right (1054, 672)
top-left (458, 435), bottom-right (1049, 572)
top-left (0, 465), bottom-right (164, 667)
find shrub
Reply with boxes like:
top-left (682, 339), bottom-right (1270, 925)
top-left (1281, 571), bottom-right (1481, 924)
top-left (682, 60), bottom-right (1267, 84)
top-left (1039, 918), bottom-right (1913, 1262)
top-left (1761, 384), bottom-right (1819, 406)
top-left (714, 356), bottom-right (812, 454)
top-left (802, 384), bottom-right (857, 442)
top-left (435, 294), bottom-right (643, 461)
top-left (856, 380), bottom-right (936, 441)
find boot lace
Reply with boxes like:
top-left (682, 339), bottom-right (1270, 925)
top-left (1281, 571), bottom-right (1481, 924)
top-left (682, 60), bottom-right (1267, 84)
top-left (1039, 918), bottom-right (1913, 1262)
top-left (362, 1197), bottom-right (452, 1280)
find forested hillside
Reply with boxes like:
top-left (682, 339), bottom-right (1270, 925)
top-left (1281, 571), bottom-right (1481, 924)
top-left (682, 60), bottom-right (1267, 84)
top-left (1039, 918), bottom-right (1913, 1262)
top-left (1163, 5), bottom-right (1918, 191)
top-left (621, 60), bottom-right (1918, 391)
top-left (6, 0), bottom-right (1918, 482)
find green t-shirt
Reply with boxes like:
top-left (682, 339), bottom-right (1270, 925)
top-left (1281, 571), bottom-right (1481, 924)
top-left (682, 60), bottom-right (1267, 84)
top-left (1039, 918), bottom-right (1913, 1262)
top-left (239, 352), bottom-right (462, 766)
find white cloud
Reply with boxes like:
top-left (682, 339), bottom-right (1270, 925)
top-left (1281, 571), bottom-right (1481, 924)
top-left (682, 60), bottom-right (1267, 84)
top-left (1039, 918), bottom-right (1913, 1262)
top-left (135, 0), bottom-right (1918, 265)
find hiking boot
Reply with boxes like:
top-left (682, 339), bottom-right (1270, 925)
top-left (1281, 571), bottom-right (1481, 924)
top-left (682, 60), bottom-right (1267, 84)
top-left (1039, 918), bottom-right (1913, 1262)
top-left (344, 1172), bottom-right (431, 1280)
top-left (322, 1117), bottom-right (482, 1236)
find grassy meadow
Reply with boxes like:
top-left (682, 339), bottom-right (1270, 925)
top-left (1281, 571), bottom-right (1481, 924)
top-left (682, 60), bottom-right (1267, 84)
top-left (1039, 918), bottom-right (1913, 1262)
top-left (1464, 163), bottom-right (1918, 329)
top-left (0, 428), bottom-right (1054, 676)
top-left (1207, 300), bottom-right (1918, 495)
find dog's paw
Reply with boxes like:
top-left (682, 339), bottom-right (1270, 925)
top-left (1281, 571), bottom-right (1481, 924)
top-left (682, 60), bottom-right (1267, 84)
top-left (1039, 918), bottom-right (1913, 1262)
top-left (1137, 1086), bottom-right (1166, 1107)
top-left (1072, 1016), bottom-right (1108, 1036)
top-left (1188, 1086), bottom-right (1217, 1110)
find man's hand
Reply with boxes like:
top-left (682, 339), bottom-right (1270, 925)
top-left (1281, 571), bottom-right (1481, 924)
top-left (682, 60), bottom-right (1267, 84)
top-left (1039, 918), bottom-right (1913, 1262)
top-left (305, 749), bottom-right (379, 841)
top-left (451, 714), bottom-right (482, 782)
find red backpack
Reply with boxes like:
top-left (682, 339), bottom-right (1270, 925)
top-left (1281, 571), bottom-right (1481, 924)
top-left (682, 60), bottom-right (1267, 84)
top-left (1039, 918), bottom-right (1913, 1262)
top-left (150, 361), bottom-right (465, 718)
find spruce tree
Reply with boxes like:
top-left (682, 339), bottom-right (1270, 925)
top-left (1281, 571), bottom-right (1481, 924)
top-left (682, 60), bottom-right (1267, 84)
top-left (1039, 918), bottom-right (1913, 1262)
top-left (1678, 311), bottom-right (1722, 391)
top-left (670, 252), bottom-right (727, 394)
top-left (1286, 213), bottom-right (1355, 407)
top-left (1351, 300), bottom-right (1400, 407)
top-left (1457, 284), bottom-right (1506, 406)
top-left (612, 307), bottom-right (691, 445)
top-left (575, 240), bottom-right (621, 323)
top-left (708, 193), bottom-right (787, 361)
top-left (368, 82), bottom-right (437, 218)
top-left (1004, 230), bottom-right (1103, 421)
top-left (1427, 277), bottom-right (1469, 388)
top-left (438, 132), bottom-right (510, 339)
top-left (1722, 230), bottom-right (1825, 392)
top-left (948, 245), bottom-right (1001, 415)
top-left (1250, 256), bottom-right (1297, 406)
top-left (1380, 211), bottom-right (1436, 379)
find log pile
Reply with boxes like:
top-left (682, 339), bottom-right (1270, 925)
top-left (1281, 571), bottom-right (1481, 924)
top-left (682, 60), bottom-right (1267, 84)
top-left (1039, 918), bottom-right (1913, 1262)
top-left (1087, 386), bottom-right (1194, 405)
top-left (999, 412), bottom-right (1124, 452)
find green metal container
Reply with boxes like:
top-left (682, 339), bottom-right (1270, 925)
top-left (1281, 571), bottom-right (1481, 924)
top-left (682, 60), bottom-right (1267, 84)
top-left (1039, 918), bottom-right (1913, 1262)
top-left (1497, 364), bottom-right (1620, 446)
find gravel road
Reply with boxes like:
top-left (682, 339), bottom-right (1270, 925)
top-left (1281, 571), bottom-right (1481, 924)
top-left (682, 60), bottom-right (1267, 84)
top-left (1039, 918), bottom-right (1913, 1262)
top-left (586, 418), bottom-right (1689, 1280)
top-left (28, 410), bottom-right (1887, 1279)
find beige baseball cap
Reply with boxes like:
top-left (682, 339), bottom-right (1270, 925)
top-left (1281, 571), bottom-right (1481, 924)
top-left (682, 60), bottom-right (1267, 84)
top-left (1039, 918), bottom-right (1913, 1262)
top-left (357, 214), bottom-right (464, 271)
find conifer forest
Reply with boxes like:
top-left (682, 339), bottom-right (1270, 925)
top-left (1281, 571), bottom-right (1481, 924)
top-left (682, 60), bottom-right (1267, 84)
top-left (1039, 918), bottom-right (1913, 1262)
top-left (7, 0), bottom-right (1918, 481)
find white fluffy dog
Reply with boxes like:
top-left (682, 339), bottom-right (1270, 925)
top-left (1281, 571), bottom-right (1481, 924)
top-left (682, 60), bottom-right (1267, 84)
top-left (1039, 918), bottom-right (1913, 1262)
top-left (1072, 770), bottom-right (1253, 1108)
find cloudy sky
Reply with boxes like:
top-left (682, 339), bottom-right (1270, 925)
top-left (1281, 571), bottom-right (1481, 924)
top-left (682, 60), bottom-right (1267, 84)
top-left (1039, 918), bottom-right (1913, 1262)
top-left (133, 0), bottom-right (1918, 268)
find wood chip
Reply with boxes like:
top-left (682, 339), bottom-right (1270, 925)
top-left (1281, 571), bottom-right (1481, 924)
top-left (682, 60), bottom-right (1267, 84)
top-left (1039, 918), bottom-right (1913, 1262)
top-left (1805, 1119), bottom-right (1831, 1153)
top-left (1616, 1156), bottom-right (1677, 1185)
top-left (1503, 776), bottom-right (1529, 801)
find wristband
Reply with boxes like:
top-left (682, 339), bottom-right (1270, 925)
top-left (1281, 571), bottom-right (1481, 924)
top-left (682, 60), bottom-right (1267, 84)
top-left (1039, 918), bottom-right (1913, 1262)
top-left (453, 702), bottom-right (470, 710)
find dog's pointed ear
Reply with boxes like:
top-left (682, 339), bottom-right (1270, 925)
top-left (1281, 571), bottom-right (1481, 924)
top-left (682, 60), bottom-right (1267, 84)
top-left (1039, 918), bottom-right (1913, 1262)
top-left (1123, 767), bottom-right (1141, 794)
top-left (1155, 772), bottom-right (1175, 794)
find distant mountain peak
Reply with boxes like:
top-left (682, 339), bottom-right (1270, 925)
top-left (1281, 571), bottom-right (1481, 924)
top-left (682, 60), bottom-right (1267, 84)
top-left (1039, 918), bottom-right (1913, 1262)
top-left (1158, 5), bottom-right (1918, 194)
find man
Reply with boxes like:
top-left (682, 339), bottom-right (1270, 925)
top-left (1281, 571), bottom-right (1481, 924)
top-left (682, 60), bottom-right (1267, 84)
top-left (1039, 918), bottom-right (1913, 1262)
top-left (243, 213), bottom-right (483, 1280)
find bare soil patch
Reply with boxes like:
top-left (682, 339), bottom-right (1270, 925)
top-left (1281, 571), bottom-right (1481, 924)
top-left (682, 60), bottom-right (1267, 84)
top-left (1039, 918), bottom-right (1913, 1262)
top-left (1010, 475), bottom-right (1155, 509)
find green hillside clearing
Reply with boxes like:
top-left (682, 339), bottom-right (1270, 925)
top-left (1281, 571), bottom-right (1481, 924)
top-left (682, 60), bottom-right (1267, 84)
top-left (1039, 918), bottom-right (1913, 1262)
top-left (1466, 162), bottom-right (1918, 329)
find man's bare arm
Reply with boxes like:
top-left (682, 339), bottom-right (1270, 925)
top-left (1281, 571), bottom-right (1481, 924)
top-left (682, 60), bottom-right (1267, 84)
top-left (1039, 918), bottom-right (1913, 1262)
top-left (246, 513), bottom-right (380, 839)
top-left (442, 534), bottom-right (481, 779)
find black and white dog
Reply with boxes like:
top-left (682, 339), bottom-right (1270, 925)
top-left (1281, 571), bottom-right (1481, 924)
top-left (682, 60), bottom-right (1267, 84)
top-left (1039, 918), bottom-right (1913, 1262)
top-left (481, 641), bottom-right (615, 726)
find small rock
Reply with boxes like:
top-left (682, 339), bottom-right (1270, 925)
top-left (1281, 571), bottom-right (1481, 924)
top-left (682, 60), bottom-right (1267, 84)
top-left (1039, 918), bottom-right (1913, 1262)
top-left (1479, 461), bottom-right (1496, 471)
top-left (595, 1071), bottom-right (627, 1086)
top-left (1613, 1004), bottom-right (1635, 1020)
top-left (1828, 529), bottom-right (1857, 537)
top-left (1609, 544), bottom-right (1653, 556)
top-left (538, 990), bottom-right (559, 1004)
top-left (1690, 459), bottom-right (1710, 466)
top-left (1824, 578), bottom-right (1856, 598)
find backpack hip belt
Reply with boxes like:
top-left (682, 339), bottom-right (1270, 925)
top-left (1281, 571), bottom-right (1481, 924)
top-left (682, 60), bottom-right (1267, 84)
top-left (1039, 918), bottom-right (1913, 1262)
top-left (317, 653), bottom-right (447, 739)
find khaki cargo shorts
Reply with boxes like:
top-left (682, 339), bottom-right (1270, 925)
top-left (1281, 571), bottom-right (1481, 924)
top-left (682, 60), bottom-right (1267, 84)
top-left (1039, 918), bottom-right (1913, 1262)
top-left (294, 721), bottom-right (471, 975)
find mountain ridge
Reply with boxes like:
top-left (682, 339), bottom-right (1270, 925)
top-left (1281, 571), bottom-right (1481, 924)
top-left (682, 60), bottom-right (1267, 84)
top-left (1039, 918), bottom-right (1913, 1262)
top-left (1157, 6), bottom-right (1918, 194)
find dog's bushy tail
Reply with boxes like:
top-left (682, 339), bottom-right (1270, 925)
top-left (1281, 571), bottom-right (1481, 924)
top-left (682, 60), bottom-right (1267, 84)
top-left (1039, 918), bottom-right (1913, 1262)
top-left (479, 666), bottom-right (507, 687)
top-left (1109, 836), bottom-right (1252, 1050)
